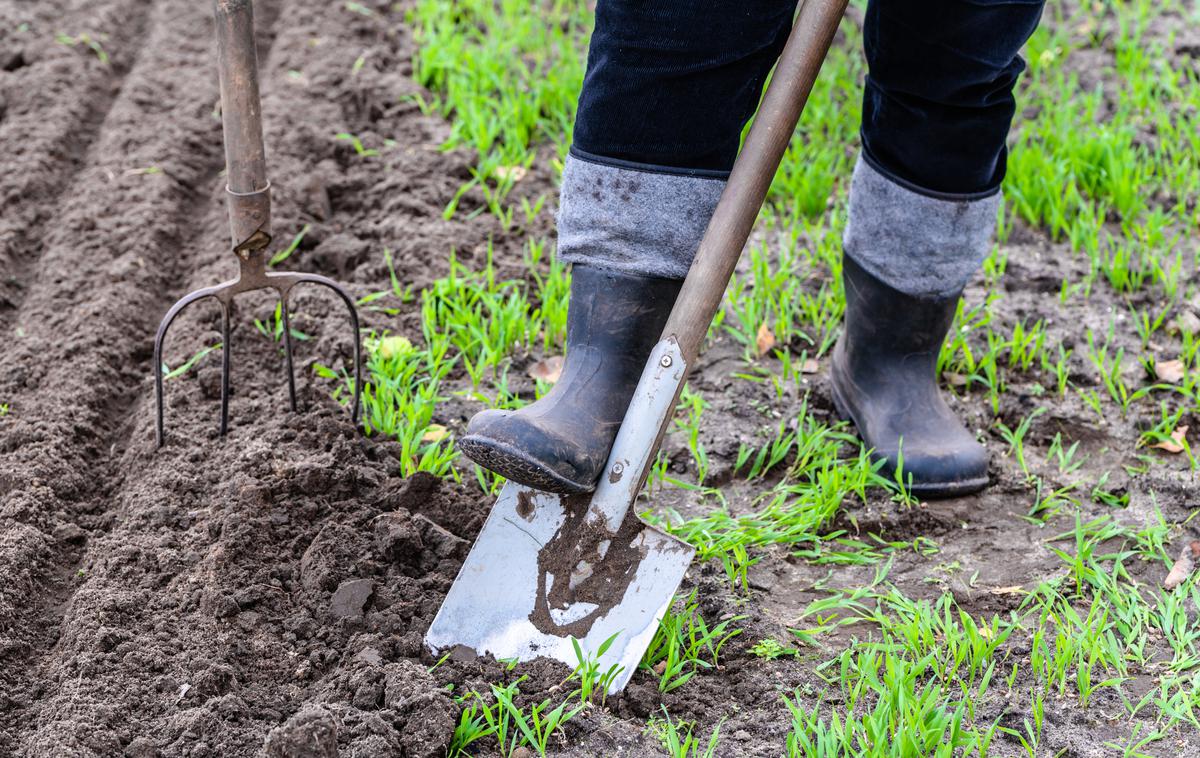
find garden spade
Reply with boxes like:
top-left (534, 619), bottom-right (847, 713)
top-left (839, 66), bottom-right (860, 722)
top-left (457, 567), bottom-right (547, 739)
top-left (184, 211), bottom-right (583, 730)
top-left (425, 0), bottom-right (849, 693)
top-left (153, 0), bottom-right (362, 445)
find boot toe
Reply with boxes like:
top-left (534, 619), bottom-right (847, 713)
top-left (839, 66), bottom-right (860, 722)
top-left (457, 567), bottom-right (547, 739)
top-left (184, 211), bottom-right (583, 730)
top-left (879, 436), bottom-right (988, 499)
top-left (458, 410), bottom-right (597, 494)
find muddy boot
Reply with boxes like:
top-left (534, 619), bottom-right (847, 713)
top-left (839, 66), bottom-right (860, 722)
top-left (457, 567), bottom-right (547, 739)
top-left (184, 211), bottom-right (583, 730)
top-left (458, 265), bottom-right (681, 494)
top-left (831, 255), bottom-right (988, 498)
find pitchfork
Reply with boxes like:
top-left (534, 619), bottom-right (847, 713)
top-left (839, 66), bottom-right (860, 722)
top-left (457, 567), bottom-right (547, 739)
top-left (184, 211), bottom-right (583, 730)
top-left (153, 0), bottom-right (362, 446)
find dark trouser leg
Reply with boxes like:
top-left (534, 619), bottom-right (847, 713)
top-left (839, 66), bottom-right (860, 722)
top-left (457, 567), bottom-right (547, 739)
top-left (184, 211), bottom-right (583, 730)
top-left (847, 0), bottom-right (1045, 297)
top-left (558, 0), bottom-right (799, 279)
top-left (835, 0), bottom-right (1044, 497)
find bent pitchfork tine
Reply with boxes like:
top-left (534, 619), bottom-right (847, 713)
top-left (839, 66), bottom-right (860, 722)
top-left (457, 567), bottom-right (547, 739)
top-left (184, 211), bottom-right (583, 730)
top-left (153, 0), bottom-right (362, 446)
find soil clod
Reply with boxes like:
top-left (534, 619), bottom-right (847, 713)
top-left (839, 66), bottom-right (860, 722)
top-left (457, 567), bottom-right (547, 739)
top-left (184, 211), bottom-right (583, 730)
top-left (330, 579), bottom-right (376, 619)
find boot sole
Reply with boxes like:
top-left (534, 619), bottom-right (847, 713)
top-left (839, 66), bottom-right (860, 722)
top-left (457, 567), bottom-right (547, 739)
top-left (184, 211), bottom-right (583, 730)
top-left (457, 435), bottom-right (594, 495)
top-left (829, 365), bottom-right (988, 500)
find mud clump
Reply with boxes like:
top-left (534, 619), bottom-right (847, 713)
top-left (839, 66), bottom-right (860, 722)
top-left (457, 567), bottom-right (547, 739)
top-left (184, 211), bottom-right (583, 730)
top-left (529, 493), bottom-right (647, 638)
top-left (329, 579), bottom-right (376, 619)
top-left (264, 706), bottom-right (338, 758)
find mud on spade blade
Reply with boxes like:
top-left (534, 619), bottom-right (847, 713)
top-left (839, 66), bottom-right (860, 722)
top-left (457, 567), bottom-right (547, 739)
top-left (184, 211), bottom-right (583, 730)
top-left (426, 339), bottom-right (694, 694)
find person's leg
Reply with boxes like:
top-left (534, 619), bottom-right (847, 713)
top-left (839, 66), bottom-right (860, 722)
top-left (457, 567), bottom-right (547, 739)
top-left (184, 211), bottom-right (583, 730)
top-left (833, 0), bottom-right (1045, 497)
top-left (460, 0), bottom-right (799, 493)
top-left (560, 0), bottom-right (801, 280)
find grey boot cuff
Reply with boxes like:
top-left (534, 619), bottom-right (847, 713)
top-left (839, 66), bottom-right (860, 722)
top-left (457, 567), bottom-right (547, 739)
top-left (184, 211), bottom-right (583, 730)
top-left (557, 153), bottom-right (726, 280)
top-left (843, 156), bottom-right (1000, 299)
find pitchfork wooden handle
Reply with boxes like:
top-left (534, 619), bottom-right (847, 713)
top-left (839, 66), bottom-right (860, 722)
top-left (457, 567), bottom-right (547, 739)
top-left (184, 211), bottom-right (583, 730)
top-left (660, 0), bottom-right (849, 365)
top-left (213, 0), bottom-right (271, 255)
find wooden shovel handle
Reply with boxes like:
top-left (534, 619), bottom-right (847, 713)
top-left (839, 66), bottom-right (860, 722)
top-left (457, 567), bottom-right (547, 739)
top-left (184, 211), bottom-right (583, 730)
top-left (660, 0), bottom-right (849, 364)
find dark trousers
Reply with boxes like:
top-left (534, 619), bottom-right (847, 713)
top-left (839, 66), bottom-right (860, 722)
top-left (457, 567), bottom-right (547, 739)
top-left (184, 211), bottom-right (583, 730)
top-left (571, 0), bottom-right (1045, 197)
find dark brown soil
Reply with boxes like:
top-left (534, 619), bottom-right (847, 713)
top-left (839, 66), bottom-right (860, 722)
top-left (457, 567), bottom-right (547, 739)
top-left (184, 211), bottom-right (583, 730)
top-left (0, 1), bottom-right (1197, 757)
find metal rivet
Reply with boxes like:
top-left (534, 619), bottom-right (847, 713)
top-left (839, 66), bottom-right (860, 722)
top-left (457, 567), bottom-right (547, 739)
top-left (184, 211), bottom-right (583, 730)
top-left (659, 354), bottom-right (673, 368)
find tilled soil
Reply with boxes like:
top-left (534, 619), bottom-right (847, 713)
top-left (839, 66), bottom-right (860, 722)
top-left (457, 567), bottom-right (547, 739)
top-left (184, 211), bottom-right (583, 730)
top-left (0, 1), bottom-right (1197, 757)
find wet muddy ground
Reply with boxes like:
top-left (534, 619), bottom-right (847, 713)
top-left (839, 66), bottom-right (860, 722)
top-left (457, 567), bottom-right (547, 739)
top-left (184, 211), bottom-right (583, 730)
top-left (0, 0), bottom-right (1197, 756)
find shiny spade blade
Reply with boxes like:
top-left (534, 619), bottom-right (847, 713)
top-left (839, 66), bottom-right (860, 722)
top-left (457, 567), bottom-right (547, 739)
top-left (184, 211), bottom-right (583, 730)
top-left (425, 481), bottom-right (694, 694)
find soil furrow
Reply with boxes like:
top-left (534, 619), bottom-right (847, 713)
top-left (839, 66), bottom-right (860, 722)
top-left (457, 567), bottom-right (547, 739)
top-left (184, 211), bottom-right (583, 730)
top-left (4, 0), bottom-right (517, 754)
top-left (0, 0), bottom-right (234, 751)
top-left (0, 0), bottom-right (152, 336)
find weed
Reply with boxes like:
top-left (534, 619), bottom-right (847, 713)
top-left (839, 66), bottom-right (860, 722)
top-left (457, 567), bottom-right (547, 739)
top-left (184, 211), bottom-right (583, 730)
top-left (994, 406), bottom-right (1046, 477)
top-left (646, 707), bottom-right (723, 758)
top-left (640, 591), bottom-right (743, 693)
top-left (408, 0), bottom-right (589, 216)
top-left (160, 344), bottom-right (220, 381)
top-left (491, 681), bottom-right (583, 757)
top-left (335, 131), bottom-right (379, 158)
top-left (56, 32), bottom-right (109, 64)
top-left (452, 677), bottom-right (584, 758)
top-left (750, 638), bottom-right (799, 660)
top-left (254, 302), bottom-right (310, 344)
top-left (269, 224), bottom-right (311, 267)
top-left (568, 633), bottom-right (623, 705)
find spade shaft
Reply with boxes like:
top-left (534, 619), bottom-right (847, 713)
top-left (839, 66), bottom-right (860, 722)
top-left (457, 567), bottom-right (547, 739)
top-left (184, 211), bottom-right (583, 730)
top-left (591, 0), bottom-right (851, 531)
top-left (664, 0), bottom-right (848, 367)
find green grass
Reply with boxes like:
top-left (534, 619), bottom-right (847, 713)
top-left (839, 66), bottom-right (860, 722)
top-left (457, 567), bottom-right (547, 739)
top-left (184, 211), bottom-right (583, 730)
top-left (55, 31), bottom-right (109, 65)
top-left (324, 241), bottom-right (569, 480)
top-left (650, 402), bottom-right (887, 589)
top-left (646, 707), bottom-right (724, 758)
top-left (568, 632), bottom-right (624, 706)
top-left (779, 512), bottom-right (1200, 753)
top-left (447, 676), bottom-right (585, 757)
top-left (407, 0), bottom-right (589, 217)
top-left (159, 343), bottom-right (220, 381)
top-left (639, 590), bottom-right (744, 693)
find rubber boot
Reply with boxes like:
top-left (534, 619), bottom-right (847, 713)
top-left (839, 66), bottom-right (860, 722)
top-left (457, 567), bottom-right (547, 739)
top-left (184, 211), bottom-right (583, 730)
top-left (830, 255), bottom-right (988, 498)
top-left (458, 265), bottom-right (681, 494)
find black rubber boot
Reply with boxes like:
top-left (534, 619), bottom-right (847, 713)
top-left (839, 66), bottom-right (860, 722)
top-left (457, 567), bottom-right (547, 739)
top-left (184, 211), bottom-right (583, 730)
top-left (830, 255), bottom-right (989, 498)
top-left (458, 265), bottom-right (682, 494)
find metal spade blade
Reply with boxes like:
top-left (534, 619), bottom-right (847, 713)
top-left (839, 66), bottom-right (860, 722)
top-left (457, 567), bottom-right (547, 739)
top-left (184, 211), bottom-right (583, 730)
top-left (424, 482), bottom-right (694, 693)
top-left (427, 338), bottom-right (693, 693)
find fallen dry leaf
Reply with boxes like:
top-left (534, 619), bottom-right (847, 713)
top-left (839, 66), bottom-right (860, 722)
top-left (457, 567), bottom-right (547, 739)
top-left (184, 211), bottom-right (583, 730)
top-left (756, 322), bottom-right (776, 356)
top-left (527, 355), bottom-right (564, 384)
top-left (1152, 426), bottom-right (1189, 454)
top-left (1164, 540), bottom-right (1200, 590)
top-left (988, 585), bottom-right (1025, 596)
top-left (421, 424), bottom-right (448, 443)
top-left (1154, 358), bottom-right (1186, 384)
top-left (944, 372), bottom-right (969, 387)
top-left (494, 165), bottom-right (527, 183)
top-left (801, 358), bottom-right (819, 374)
top-left (1168, 310), bottom-right (1200, 336)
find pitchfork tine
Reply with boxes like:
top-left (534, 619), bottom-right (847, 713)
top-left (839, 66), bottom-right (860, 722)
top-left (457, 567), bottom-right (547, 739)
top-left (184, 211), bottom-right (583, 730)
top-left (280, 292), bottom-right (298, 412)
top-left (289, 273), bottom-right (364, 423)
top-left (219, 300), bottom-right (232, 436)
top-left (154, 285), bottom-right (224, 447)
top-left (152, 0), bottom-right (365, 446)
